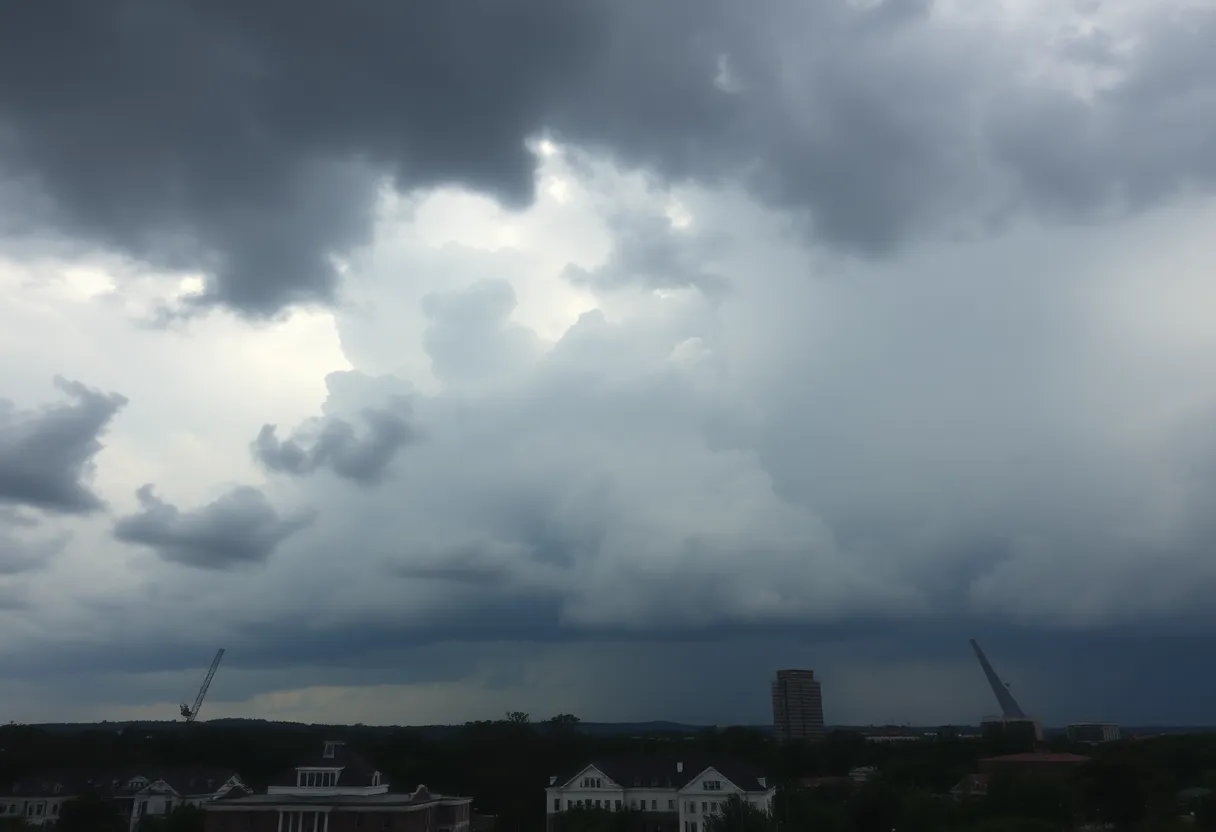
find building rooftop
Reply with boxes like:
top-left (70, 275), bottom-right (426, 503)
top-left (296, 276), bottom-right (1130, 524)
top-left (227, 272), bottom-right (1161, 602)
top-left (980, 753), bottom-right (1091, 764)
top-left (552, 758), bottom-right (769, 792)
top-left (10, 768), bottom-right (239, 798)
top-left (268, 741), bottom-right (381, 788)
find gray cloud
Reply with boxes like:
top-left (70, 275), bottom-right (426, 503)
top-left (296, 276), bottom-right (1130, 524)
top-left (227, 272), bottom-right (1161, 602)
top-left (253, 404), bottom-right (416, 485)
top-left (0, 520), bottom-right (67, 576)
top-left (4, 2), bottom-right (1216, 315)
top-left (0, 377), bottom-right (128, 514)
top-left (113, 484), bottom-right (314, 570)
top-left (562, 210), bottom-right (729, 295)
top-left (421, 279), bottom-right (542, 385)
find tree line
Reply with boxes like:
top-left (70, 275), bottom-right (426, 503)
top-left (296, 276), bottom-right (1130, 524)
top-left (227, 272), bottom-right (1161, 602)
top-left (5, 716), bottom-right (1216, 831)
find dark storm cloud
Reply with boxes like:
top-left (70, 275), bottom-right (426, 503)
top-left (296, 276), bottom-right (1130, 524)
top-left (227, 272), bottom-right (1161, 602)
top-left (253, 403), bottom-right (416, 485)
top-left (112, 484), bottom-right (314, 569)
top-left (0, 0), bottom-right (600, 314)
top-left (5, 1), bottom-right (1216, 314)
top-left (0, 377), bottom-right (128, 514)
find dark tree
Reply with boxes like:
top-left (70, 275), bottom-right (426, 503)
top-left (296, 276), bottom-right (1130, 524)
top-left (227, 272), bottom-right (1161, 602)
top-left (57, 794), bottom-right (126, 832)
top-left (138, 804), bottom-right (206, 832)
top-left (703, 795), bottom-right (777, 832)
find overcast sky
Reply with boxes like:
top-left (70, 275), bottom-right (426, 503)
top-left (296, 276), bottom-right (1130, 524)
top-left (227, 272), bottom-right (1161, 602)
top-left (3, 0), bottom-right (1216, 729)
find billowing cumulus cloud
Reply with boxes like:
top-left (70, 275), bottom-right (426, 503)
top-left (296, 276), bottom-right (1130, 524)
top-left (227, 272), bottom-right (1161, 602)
top-left (0, 377), bottom-right (127, 514)
top-left (253, 392), bottom-right (416, 485)
top-left (113, 484), bottom-right (314, 570)
top-left (3, 0), bottom-right (1216, 728)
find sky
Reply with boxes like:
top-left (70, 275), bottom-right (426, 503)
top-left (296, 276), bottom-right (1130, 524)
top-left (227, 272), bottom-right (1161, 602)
top-left (3, 0), bottom-right (1216, 729)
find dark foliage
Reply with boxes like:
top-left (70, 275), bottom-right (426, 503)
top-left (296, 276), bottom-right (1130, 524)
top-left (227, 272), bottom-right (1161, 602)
top-left (3, 719), bottom-right (1214, 832)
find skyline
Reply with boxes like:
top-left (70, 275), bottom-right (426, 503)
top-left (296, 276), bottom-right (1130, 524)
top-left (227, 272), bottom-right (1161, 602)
top-left (5, 0), bottom-right (1216, 727)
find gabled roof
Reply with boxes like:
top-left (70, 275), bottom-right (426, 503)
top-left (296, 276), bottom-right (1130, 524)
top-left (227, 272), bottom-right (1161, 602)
top-left (551, 758), bottom-right (769, 793)
top-left (10, 768), bottom-right (238, 798)
top-left (139, 770), bottom-right (244, 797)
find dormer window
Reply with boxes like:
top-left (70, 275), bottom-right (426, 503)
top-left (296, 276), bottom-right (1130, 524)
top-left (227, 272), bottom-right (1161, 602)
top-left (323, 741), bottom-right (339, 759)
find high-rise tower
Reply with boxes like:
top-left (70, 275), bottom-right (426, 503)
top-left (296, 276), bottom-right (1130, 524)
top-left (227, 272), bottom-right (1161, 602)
top-left (771, 669), bottom-right (825, 743)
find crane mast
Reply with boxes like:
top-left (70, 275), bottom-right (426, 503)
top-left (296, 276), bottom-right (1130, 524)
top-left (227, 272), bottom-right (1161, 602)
top-left (969, 638), bottom-right (1026, 719)
top-left (180, 648), bottom-right (225, 723)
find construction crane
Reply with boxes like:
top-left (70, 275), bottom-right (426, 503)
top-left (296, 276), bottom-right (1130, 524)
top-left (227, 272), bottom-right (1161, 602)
top-left (969, 638), bottom-right (1026, 719)
top-left (180, 648), bottom-right (225, 723)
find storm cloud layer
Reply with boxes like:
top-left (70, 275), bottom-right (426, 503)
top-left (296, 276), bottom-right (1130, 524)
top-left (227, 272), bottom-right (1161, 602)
top-left (3, 0), bottom-right (1216, 726)
top-left (4, 1), bottom-right (1216, 316)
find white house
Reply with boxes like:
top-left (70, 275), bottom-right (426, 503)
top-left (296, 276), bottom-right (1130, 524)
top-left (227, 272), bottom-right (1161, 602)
top-left (127, 771), bottom-right (249, 831)
top-left (545, 759), bottom-right (775, 832)
top-left (1, 768), bottom-right (245, 829)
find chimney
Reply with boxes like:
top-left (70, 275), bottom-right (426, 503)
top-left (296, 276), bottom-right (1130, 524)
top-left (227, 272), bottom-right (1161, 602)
top-left (676, 762), bottom-right (683, 773)
top-left (549, 776), bottom-right (557, 786)
top-left (757, 777), bottom-right (766, 788)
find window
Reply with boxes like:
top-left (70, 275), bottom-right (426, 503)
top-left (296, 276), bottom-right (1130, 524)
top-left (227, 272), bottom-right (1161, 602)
top-left (712, 803), bottom-right (718, 812)
top-left (323, 741), bottom-right (337, 759)
top-left (615, 800), bottom-right (621, 811)
top-left (651, 800), bottom-right (657, 811)
top-left (701, 802), bottom-right (707, 813)
top-left (554, 799), bottom-right (561, 812)
top-left (567, 801), bottom-right (572, 810)
top-left (691, 824), bottom-right (697, 832)
top-left (594, 800), bottom-right (601, 809)
top-left (702, 781), bottom-right (722, 791)
top-left (687, 803), bottom-right (695, 813)
top-left (668, 801), bottom-right (675, 811)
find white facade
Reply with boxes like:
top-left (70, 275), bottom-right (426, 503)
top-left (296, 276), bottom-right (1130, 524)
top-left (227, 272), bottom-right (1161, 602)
top-left (546, 764), bottom-right (775, 832)
top-left (1065, 723), bottom-right (1121, 743)
top-left (129, 774), bottom-right (247, 832)
top-left (0, 794), bottom-right (70, 827)
top-left (1, 772), bottom-right (244, 830)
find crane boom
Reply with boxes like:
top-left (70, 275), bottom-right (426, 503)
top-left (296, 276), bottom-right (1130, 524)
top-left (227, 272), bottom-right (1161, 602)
top-left (969, 639), bottom-right (1026, 719)
top-left (181, 648), bottom-right (225, 723)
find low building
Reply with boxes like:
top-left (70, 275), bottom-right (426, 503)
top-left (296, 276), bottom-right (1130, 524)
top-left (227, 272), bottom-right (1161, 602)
top-left (128, 770), bottom-right (251, 831)
top-left (2, 768), bottom-right (245, 829)
top-left (978, 752), bottom-right (1090, 778)
top-left (203, 740), bottom-right (472, 832)
top-left (980, 716), bottom-right (1044, 744)
top-left (545, 759), bottom-right (775, 832)
top-left (1065, 723), bottom-right (1121, 744)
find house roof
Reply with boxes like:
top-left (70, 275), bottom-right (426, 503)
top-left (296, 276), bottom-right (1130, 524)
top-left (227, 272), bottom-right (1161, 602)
top-left (10, 768), bottom-right (238, 798)
top-left (951, 773), bottom-right (990, 794)
top-left (554, 758), bottom-right (769, 793)
top-left (268, 742), bottom-right (382, 788)
top-left (207, 789), bottom-right (469, 810)
top-left (980, 753), bottom-right (1090, 764)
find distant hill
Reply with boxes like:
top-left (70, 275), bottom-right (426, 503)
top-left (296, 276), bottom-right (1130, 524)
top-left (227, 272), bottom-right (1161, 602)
top-left (21, 720), bottom-right (1216, 738)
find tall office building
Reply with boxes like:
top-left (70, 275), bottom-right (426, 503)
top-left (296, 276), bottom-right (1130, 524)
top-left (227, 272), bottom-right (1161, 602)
top-left (771, 669), bottom-right (825, 743)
